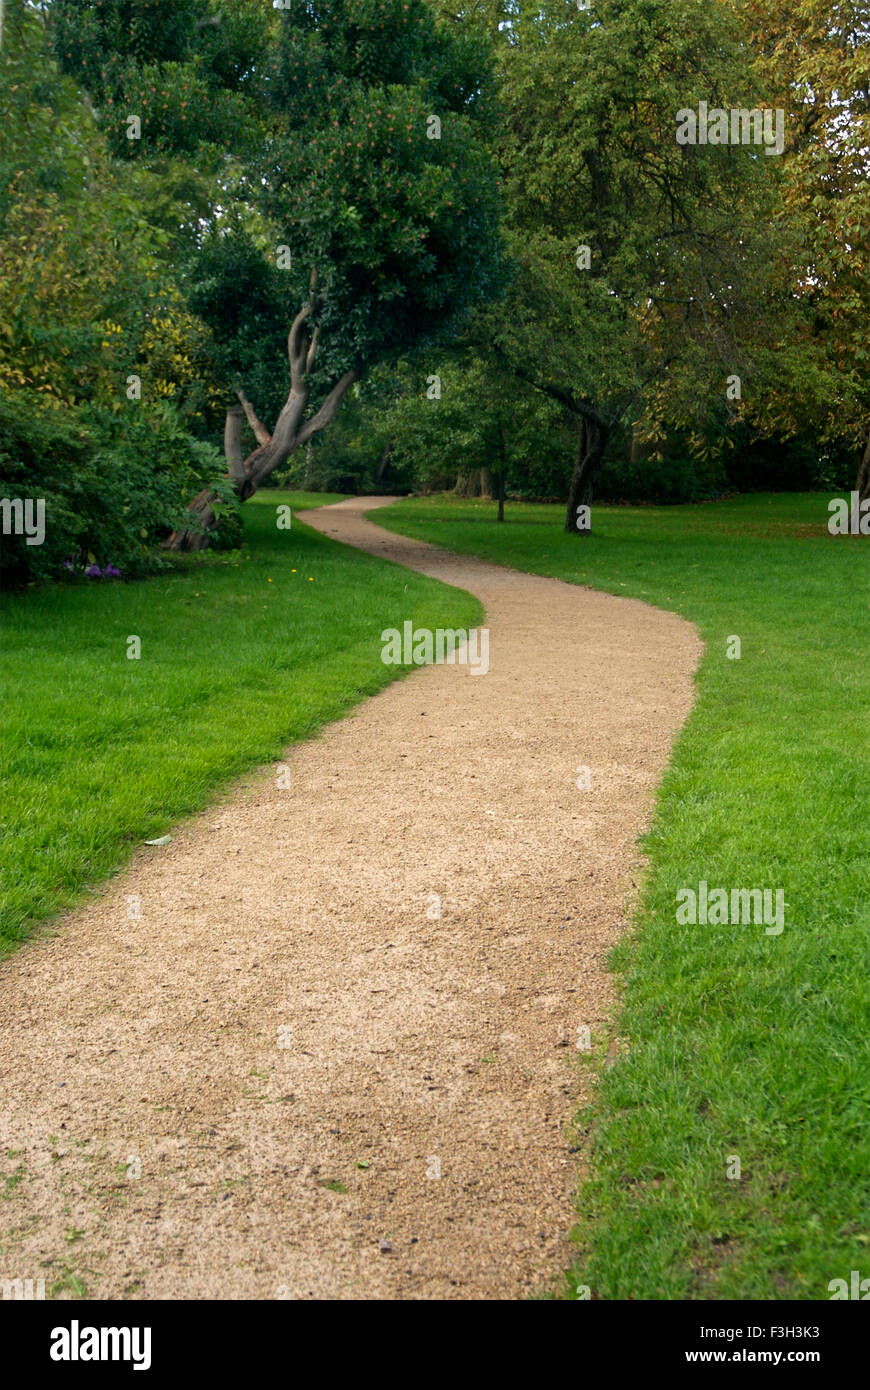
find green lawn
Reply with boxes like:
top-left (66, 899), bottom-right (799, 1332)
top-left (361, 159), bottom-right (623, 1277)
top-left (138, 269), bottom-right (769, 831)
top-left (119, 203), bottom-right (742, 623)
top-left (0, 490), bottom-right (481, 952)
top-left (375, 491), bottom-right (870, 1301)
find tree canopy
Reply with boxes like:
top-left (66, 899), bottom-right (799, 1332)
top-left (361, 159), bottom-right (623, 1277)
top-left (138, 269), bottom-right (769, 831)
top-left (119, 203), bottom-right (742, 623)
top-left (2, 0), bottom-right (868, 577)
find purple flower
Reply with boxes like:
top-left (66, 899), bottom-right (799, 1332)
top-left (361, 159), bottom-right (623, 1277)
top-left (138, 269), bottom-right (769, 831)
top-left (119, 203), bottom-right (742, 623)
top-left (63, 560), bottom-right (75, 572)
top-left (104, 565), bottom-right (121, 578)
top-left (84, 564), bottom-right (102, 578)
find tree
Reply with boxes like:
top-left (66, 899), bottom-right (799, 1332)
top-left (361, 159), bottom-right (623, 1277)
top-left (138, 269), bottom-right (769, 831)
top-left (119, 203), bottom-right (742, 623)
top-left (379, 350), bottom-right (564, 513)
top-left (475, 0), bottom-right (790, 532)
top-left (736, 0), bottom-right (870, 500)
top-left (0, 0), bottom-right (228, 582)
top-left (53, 0), bottom-right (504, 547)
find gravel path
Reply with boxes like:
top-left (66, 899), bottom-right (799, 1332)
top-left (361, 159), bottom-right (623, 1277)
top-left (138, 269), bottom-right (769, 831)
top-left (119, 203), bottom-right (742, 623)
top-left (0, 497), bottom-right (700, 1300)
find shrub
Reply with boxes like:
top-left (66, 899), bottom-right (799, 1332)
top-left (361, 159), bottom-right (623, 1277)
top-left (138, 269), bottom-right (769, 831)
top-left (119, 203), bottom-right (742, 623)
top-left (0, 389), bottom-right (226, 585)
top-left (597, 451), bottom-right (728, 504)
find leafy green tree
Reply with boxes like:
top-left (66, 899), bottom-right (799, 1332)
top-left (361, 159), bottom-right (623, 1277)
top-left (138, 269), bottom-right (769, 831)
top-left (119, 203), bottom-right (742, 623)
top-left (737, 0), bottom-right (870, 500)
top-left (0, 0), bottom-right (227, 581)
top-left (52, 0), bottom-right (504, 547)
top-left (380, 352), bottom-right (564, 515)
top-left (474, 0), bottom-right (790, 532)
top-left (51, 0), bottom-right (270, 157)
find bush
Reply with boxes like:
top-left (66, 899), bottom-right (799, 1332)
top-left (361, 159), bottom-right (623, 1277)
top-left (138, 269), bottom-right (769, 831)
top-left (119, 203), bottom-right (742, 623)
top-left (597, 451), bottom-right (728, 504)
top-left (723, 433), bottom-right (851, 494)
top-left (0, 389), bottom-right (226, 585)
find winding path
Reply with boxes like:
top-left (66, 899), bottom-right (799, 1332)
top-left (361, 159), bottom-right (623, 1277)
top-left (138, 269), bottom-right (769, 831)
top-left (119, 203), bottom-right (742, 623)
top-left (0, 498), bottom-right (700, 1300)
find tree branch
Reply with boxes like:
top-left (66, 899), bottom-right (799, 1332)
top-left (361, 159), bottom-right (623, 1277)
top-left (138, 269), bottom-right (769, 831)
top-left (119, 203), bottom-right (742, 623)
top-left (295, 369), bottom-right (359, 449)
top-left (223, 405), bottom-right (246, 482)
top-left (305, 324), bottom-right (320, 375)
top-left (236, 387), bottom-right (272, 447)
top-left (287, 269), bottom-right (322, 388)
top-left (287, 301), bottom-right (314, 389)
top-left (500, 354), bottom-right (610, 430)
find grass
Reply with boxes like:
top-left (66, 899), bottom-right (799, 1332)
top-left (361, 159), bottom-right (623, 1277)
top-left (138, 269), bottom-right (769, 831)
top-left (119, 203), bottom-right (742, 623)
top-left (0, 490), bottom-right (481, 953)
top-left (375, 490), bottom-right (870, 1300)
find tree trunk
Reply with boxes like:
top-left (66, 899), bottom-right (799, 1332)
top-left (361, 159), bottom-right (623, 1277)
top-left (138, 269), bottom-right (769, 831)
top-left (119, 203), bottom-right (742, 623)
top-left (564, 416), bottom-right (609, 534)
top-left (167, 487), bottom-right (223, 551)
top-left (376, 437), bottom-right (393, 488)
top-left (630, 424), bottom-right (646, 464)
top-left (164, 281), bottom-right (358, 551)
top-left (163, 384), bottom-right (357, 548)
top-left (454, 470), bottom-right (476, 497)
top-left (857, 422), bottom-right (870, 503)
top-left (496, 424), bottom-right (506, 522)
top-left (454, 467), bottom-right (492, 499)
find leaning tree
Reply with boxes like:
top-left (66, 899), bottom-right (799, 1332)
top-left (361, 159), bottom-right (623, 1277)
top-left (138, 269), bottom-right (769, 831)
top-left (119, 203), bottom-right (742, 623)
top-left (52, 0), bottom-right (503, 546)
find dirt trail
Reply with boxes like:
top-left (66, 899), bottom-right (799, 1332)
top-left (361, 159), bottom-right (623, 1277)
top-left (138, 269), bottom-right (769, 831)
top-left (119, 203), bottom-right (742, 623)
top-left (0, 498), bottom-right (700, 1300)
